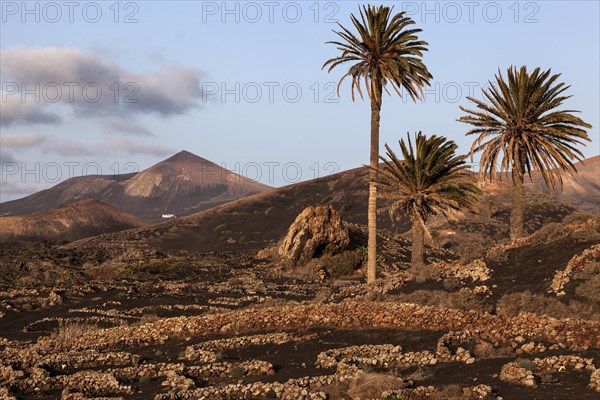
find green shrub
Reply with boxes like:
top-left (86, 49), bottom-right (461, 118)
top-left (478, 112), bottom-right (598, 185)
top-left (382, 393), bottom-right (404, 400)
top-left (214, 224), bottom-right (231, 234)
top-left (530, 202), bottom-right (549, 212)
top-left (515, 358), bottom-right (536, 371)
top-left (239, 235), bottom-right (251, 244)
top-left (320, 195), bottom-right (333, 204)
top-left (143, 261), bottom-right (169, 273)
top-left (264, 206), bottom-right (277, 216)
top-left (229, 365), bottom-right (246, 378)
top-left (357, 245), bottom-right (386, 265)
top-left (340, 203), bottom-right (352, 213)
top-left (325, 251), bottom-right (362, 277)
top-left (115, 264), bottom-right (135, 277)
top-left (170, 261), bottom-right (189, 270)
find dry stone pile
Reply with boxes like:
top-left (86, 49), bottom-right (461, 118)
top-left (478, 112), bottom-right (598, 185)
top-left (436, 259), bottom-right (491, 282)
top-left (532, 355), bottom-right (595, 373)
top-left (2, 299), bottom-right (600, 399)
top-left (61, 370), bottom-right (133, 396)
top-left (316, 344), bottom-right (439, 371)
top-left (500, 362), bottom-right (537, 387)
top-left (0, 386), bottom-right (16, 400)
top-left (17, 301), bottom-right (599, 356)
top-left (590, 368), bottom-right (600, 392)
top-left (501, 355), bottom-right (597, 390)
top-left (550, 243), bottom-right (600, 296)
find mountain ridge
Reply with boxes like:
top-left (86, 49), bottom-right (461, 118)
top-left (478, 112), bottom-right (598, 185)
top-left (0, 150), bottom-right (272, 221)
top-left (0, 199), bottom-right (149, 242)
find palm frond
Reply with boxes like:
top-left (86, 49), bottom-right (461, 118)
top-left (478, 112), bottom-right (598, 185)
top-left (458, 65), bottom-right (591, 191)
top-left (323, 4), bottom-right (432, 102)
top-left (368, 132), bottom-right (482, 228)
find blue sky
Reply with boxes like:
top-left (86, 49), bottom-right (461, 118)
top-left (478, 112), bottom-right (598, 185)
top-left (1, 1), bottom-right (599, 200)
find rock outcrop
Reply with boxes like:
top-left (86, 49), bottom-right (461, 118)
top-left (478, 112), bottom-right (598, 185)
top-left (279, 206), bottom-right (349, 263)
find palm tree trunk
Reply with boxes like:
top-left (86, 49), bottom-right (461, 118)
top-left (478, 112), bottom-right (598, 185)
top-left (510, 166), bottom-right (525, 241)
top-left (367, 88), bottom-right (382, 283)
top-left (411, 217), bottom-right (425, 269)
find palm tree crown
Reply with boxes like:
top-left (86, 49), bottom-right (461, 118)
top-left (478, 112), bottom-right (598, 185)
top-left (458, 65), bottom-right (591, 191)
top-left (375, 132), bottom-right (481, 232)
top-left (322, 4), bottom-right (432, 103)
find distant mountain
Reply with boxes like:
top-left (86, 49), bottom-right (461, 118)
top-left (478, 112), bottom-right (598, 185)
top-left (70, 156), bottom-right (599, 255)
top-left (0, 200), bottom-right (148, 242)
top-left (525, 155), bottom-right (600, 211)
top-left (481, 156), bottom-right (600, 212)
top-left (0, 151), bottom-right (272, 221)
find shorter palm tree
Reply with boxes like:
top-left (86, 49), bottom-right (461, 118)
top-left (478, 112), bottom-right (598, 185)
top-left (458, 66), bottom-right (591, 240)
top-left (372, 132), bottom-right (481, 275)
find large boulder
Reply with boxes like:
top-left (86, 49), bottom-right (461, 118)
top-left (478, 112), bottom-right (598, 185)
top-left (279, 205), bottom-right (350, 263)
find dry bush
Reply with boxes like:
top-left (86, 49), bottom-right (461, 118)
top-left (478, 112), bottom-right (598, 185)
top-left (250, 297), bottom-right (292, 309)
top-left (324, 251), bottom-right (362, 277)
top-left (497, 291), bottom-right (600, 321)
top-left (312, 287), bottom-right (333, 304)
top-left (347, 372), bottom-right (406, 400)
top-left (528, 222), bottom-right (568, 245)
top-left (473, 340), bottom-right (513, 359)
top-left (563, 212), bottom-right (598, 225)
top-left (443, 277), bottom-right (462, 291)
top-left (137, 313), bottom-right (159, 325)
top-left (391, 290), bottom-right (494, 313)
top-left (575, 273), bottom-right (600, 302)
top-left (529, 213), bottom-right (600, 245)
top-left (213, 224), bottom-right (231, 234)
top-left (572, 221), bottom-right (600, 243)
top-left (277, 257), bottom-right (321, 280)
top-left (430, 384), bottom-right (463, 400)
top-left (264, 206), bottom-right (277, 216)
top-left (473, 341), bottom-right (494, 359)
top-left (573, 261), bottom-right (600, 280)
top-left (457, 240), bottom-right (492, 264)
top-left (402, 365), bottom-right (433, 382)
top-left (227, 277), bottom-right (245, 286)
top-left (410, 264), bottom-right (443, 283)
top-left (255, 245), bottom-right (278, 260)
top-left (52, 319), bottom-right (101, 350)
top-left (83, 264), bottom-right (118, 281)
top-left (321, 380), bottom-right (350, 400)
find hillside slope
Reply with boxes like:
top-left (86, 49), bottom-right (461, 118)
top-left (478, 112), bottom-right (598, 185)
top-left (67, 157), bottom-right (599, 256)
top-left (0, 200), bottom-right (149, 242)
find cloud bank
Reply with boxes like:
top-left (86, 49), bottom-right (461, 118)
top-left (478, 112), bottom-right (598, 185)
top-left (1, 132), bottom-right (174, 157)
top-left (0, 46), bottom-right (204, 129)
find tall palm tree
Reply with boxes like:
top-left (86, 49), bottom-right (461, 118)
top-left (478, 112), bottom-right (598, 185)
top-left (323, 4), bottom-right (432, 283)
top-left (372, 132), bottom-right (481, 275)
top-left (458, 66), bottom-right (591, 240)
